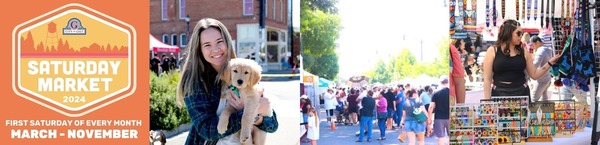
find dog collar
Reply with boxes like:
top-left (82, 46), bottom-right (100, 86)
top-left (228, 85), bottom-right (240, 98)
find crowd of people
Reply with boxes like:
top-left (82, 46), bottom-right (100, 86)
top-left (150, 52), bottom-right (187, 75)
top-left (300, 77), bottom-right (451, 145)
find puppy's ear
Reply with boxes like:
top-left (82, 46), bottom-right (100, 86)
top-left (248, 62), bottom-right (262, 87)
top-left (221, 64), bottom-right (231, 85)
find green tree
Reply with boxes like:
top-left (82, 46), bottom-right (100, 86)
top-left (304, 0), bottom-right (339, 14)
top-left (391, 48), bottom-right (417, 78)
top-left (301, 0), bottom-right (341, 80)
top-left (370, 59), bottom-right (392, 84)
top-left (365, 37), bottom-right (450, 82)
top-left (309, 52), bottom-right (339, 80)
top-left (430, 36), bottom-right (450, 77)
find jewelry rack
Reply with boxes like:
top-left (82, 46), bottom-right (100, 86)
top-left (552, 100), bottom-right (576, 138)
top-left (450, 102), bottom-right (499, 145)
top-left (481, 96), bottom-right (529, 145)
top-left (575, 102), bottom-right (591, 132)
top-left (527, 101), bottom-right (555, 142)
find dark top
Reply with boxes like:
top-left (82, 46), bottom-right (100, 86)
top-left (347, 93), bottom-right (359, 108)
top-left (360, 96), bottom-right (376, 117)
top-left (170, 56), bottom-right (177, 69)
top-left (384, 91), bottom-right (396, 110)
top-left (492, 46), bottom-right (527, 88)
top-left (183, 78), bottom-right (278, 145)
top-left (162, 58), bottom-right (170, 72)
top-left (150, 58), bottom-right (160, 73)
top-left (431, 87), bottom-right (450, 119)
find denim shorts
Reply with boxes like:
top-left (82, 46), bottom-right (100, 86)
top-left (303, 114), bottom-right (308, 123)
top-left (404, 120), bottom-right (425, 133)
top-left (387, 108), bottom-right (395, 118)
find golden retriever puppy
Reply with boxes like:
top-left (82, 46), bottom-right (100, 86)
top-left (217, 58), bottom-right (271, 145)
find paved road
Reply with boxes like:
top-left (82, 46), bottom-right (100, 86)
top-left (301, 109), bottom-right (444, 145)
top-left (162, 80), bottom-right (301, 145)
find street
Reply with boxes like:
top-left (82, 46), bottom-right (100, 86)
top-left (304, 109), bottom-right (442, 145)
top-left (162, 80), bottom-right (301, 145)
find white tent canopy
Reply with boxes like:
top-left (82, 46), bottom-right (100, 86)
top-left (150, 34), bottom-right (179, 53)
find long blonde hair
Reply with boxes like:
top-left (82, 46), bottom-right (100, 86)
top-left (176, 18), bottom-right (237, 107)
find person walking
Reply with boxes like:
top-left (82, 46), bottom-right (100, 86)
top-left (529, 35), bottom-right (552, 102)
top-left (307, 108), bottom-right (320, 145)
top-left (400, 89), bottom-right (430, 145)
top-left (395, 84), bottom-right (405, 129)
top-left (428, 76), bottom-right (450, 145)
top-left (384, 87), bottom-right (396, 130)
top-left (324, 89), bottom-right (337, 126)
top-left (347, 88), bottom-right (359, 125)
top-left (376, 91), bottom-right (388, 140)
top-left (356, 90), bottom-right (376, 142)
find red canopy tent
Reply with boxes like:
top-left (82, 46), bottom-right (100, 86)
top-left (150, 34), bottom-right (179, 53)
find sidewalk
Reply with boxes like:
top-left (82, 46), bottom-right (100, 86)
top-left (302, 109), bottom-right (442, 145)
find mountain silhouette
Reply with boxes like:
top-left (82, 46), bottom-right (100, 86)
top-left (20, 31), bottom-right (128, 57)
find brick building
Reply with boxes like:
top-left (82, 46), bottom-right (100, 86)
top-left (150, 0), bottom-right (295, 70)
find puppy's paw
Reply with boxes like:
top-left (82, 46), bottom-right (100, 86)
top-left (240, 132), bottom-right (251, 143)
top-left (217, 123), bottom-right (228, 134)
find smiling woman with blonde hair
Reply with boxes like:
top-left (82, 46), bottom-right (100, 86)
top-left (176, 18), bottom-right (278, 145)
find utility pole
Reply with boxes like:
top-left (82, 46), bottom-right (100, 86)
top-left (259, 0), bottom-right (266, 67)
top-left (420, 39), bottom-right (423, 62)
top-left (288, 0), bottom-right (294, 69)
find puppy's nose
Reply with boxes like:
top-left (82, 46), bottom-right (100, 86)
top-left (237, 80), bottom-right (244, 85)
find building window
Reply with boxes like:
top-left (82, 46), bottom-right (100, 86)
top-left (280, 0), bottom-right (284, 22)
top-left (171, 34), bottom-right (178, 46)
top-left (243, 0), bottom-right (253, 16)
top-left (180, 33), bottom-right (187, 47)
top-left (268, 30), bottom-right (279, 41)
top-left (265, 0), bottom-right (268, 18)
top-left (162, 34), bottom-right (169, 44)
top-left (162, 0), bottom-right (168, 21)
top-left (272, 0), bottom-right (276, 20)
top-left (179, 0), bottom-right (186, 19)
top-left (280, 31), bottom-right (286, 42)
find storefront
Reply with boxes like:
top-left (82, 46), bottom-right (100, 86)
top-left (237, 23), bottom-right (290, 71)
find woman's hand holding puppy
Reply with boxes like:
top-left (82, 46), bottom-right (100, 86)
top-left (227, 90), bottom-right (244, 111)
top-left (227, 89), bottom-right (269, 112)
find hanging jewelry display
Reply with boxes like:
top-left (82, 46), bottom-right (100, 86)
top-left (486, 0), bottom-right (490, 27)
top-left (575, 102), bottom-right (591, 132)
top-left (450, 0), bottom-right (456, 35)
top-left (472, 0), bottom-right (477, 27)
top-left (553, 100), bottom-right (576, 138)
top-left (545, 0), bottom-right (550, 28)
top-left (493, 0), bottom-right (498, 26)
top-left (527, 0), bottom-right (532, 20)
top-left (517, 0), bottom-right (521, 20)
top-left (463, 0), bottom-right (468, 25)
top-left (450, 103), bottom-right (499, 145)
top-left (481, 96), bottom-right (529, 143)
top-left (541, 0), bottom-right (545, 27)
top-left (534, 0), bottom-right (539, 21)
top-left (457, 0), bottom-right (464, 31)
top-left (522, 0), bottom-right (527, 21)
top-left (502, 0), bottom-right (506, 19)
top-left (527, 102), bottom-right (555, 142)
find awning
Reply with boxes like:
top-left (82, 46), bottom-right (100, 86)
top-left (319, 78), bottom-right (335, 88)
top-left (150, 34), bottom-right (179, 53)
